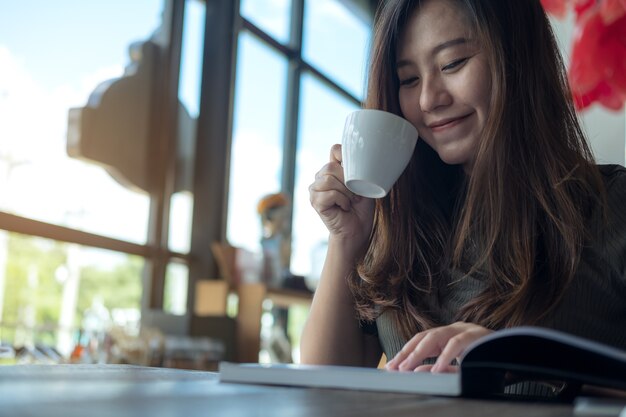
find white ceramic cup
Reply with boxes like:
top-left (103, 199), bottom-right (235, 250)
top-left (341, 109), bottom-right (418, 198)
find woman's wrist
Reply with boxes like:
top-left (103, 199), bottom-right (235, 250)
top-left (327, 233), bottom-right (369, 260)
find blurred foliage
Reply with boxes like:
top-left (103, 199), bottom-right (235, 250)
top-left (0, 232), bottom-right (142, 347)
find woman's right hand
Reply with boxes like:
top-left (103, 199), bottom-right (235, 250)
top-left (309, 144), bottom-right (375, 248)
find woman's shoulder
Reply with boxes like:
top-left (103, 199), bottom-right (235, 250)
top-left (597, 164), bottom-right (626, 185)
top-left (597, 164), bottom-right (626, 204)
top-left (593, 164), bottom-right (626, 253)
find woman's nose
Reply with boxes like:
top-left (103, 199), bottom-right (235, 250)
top-left (419, 76), bottom-right (452, 113)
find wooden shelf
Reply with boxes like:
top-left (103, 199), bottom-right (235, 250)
top-left (194, 280), bottom-right (312, 363)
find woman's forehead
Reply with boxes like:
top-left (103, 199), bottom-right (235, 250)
top-left (397, 0), bottom-right (475, 58)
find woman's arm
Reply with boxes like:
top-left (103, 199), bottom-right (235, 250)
top-left (300, 237), bottom-right (382, 367)
top-left (300, 144), bottom-right (380, 367)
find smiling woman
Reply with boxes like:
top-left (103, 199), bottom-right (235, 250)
top-left (301, 0), bottom-right (626, 399)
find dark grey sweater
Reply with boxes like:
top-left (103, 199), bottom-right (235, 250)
top-left (375, 164), bottom-right (626, 360)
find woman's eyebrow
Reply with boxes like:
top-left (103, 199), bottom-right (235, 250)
top-left (431, 37), bottom-right (470, 55)
top-left (396, 37), bottom-right (471, 68)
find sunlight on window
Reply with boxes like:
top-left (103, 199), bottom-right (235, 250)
top-left (0, 1), bottom-right (162, 244)
top-left (169, 0), bottom-right (206, 254)
top-left (0, 231), bottom-right (142, 357)
top-left (164, 263), bottom-right (189, 316)
top-left (303, 0), bottom-right (371, 100)
top-left (227, 31), bottom-right (287, 254)
top-left (178, 0), bottom-right (206, 119)
top-left (291, 72), bottom-right (359, 282)
top-left (0, 0), bottom-right (162, 361)
top-left (241, 0), bottom-right (292, 44)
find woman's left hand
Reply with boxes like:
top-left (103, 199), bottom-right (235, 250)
top-left (385, 322), bottom-right (493, 373)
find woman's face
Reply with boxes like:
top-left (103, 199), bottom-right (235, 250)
top-left (396, 0), bottom-right (491, 173)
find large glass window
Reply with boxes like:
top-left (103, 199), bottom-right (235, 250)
top-left (163, 0), bottom-right (207, 313)
top-left (227, 32), bottom-right (288, 253)
top-left (0, 231), bottom-right (142, 357)
top-left (0, 1), bottom-right (162, 244)
top-left (0, 0), bottom-right (374, 366)
top-left (291, 73), bottom-right (359, 278)
top-left (227, 0), bottom-right (372, 363)
top-left (170, 0), bottom-right (206, 259)
top-left (0, 0), bottom-right (163, 358)
top-left (303, 0), bottom-right (371, 99)
top-left (240, 0), bottom-right (292, 44)
top-left (228, 0), bottom-right (371, 282)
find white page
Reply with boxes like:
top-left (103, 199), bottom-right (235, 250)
top-left (218, 362), bottom-right (462, 396)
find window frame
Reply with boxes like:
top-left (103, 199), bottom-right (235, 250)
top-left (0, 0), bottom-right (378, 339)
top-left (227, 0), bottom-right (367, 269)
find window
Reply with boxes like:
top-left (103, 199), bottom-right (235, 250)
top-left (0, 0), bottom-right (163, 356)
top-left (291, 73), bottom-right (359, 277)
top-left (0, 0), bottom-right (375, 365)
top-left (240, 0), bottom-right (292, 45)
top-left (225, 0), bottom-right (373, 362)
top-left (303, 0), bottom-right (371, 99)
top-left (227, 0), bottom-right (373, 285)
top-left (163, 0), bottom-right (208, 315)
top-left (227, 31), bottom-right (287, 254)
top-left (0, 2), bottom-right (160, 244)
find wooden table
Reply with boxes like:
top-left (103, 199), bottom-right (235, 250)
top-left (0, 364), bottom-right (577, 417)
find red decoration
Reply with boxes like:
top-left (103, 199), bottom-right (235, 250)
top-left (541, 0), bottom-right (626, 111)
top-left (541, 0), bottom-right (570, 17)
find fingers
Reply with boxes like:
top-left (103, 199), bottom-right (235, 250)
top-left (386, 322), bottom-right (493, 374)
top-left (388, 329), bottom-right (450, 372)
top-left (412, 364), bottom-right (457, 373)
top-left (309, 145), bottom-right (357, 213)
top-left (310, 164), bottom-right (355, 213)
top-left (330, 143), bottom-right (342, 164)
top-left (431, 326), bottom-right (488, 373)
top-left (309, 181), bottom-right (353, 212)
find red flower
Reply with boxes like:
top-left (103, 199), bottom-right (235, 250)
top-left (569, 2), bottom-right (626, 110)
top-left (541, 0), bottom-right (570, 18)
top-left (541, 0), bottom-right (626, 110)
top-left (574, 0), bottom-right (597, 17)
top-left (599, 0), bottom-right (626, 23)
top-left (540, 0), bottom-right (596, 19)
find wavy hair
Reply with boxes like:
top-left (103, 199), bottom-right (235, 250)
top-left (349, 0), bottom-right (605, 340)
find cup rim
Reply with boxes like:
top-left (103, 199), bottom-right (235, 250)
top-left (347, 109), bottom-right (417, 136)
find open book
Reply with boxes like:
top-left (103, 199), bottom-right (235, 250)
top-left (219, 326), bottom-right (626, 399)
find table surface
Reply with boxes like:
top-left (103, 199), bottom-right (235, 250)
top-left (0, 364), bottom-right (579, 417)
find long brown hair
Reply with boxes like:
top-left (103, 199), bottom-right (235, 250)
top-left (350, 0), bottom-right (605, 340)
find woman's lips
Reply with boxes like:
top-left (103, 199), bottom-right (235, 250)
top-left (428, 114), bottom-right (472, 132)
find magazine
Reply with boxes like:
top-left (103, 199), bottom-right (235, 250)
top-left (219, 326), bottom-right (626, 399)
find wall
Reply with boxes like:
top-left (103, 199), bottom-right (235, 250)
top-left (551, 14), bottom-right (626, 166)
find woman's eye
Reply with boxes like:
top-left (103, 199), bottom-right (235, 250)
top-left (442, 58), bottom-right (468, 71)
top-left (399, 76), bottom-right (419, 86)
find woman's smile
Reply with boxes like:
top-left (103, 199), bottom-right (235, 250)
top-left (427, 113), bottom-right (473, 132)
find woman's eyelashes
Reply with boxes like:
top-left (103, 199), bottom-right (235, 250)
top-left (442, 57), bottom-right (469, 72)
top-left (399, 76), bottom-right (419, 87)
top-left (398, 57), bottom-right (470, 86)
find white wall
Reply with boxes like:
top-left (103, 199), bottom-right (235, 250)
top-left (550, 14), bottom-right (626, 166)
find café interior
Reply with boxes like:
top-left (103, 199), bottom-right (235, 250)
top-left (0, 0), bottom-right (624, 372)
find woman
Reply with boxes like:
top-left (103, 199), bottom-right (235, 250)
top-left (301, 0), bottom-right (626, 377)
